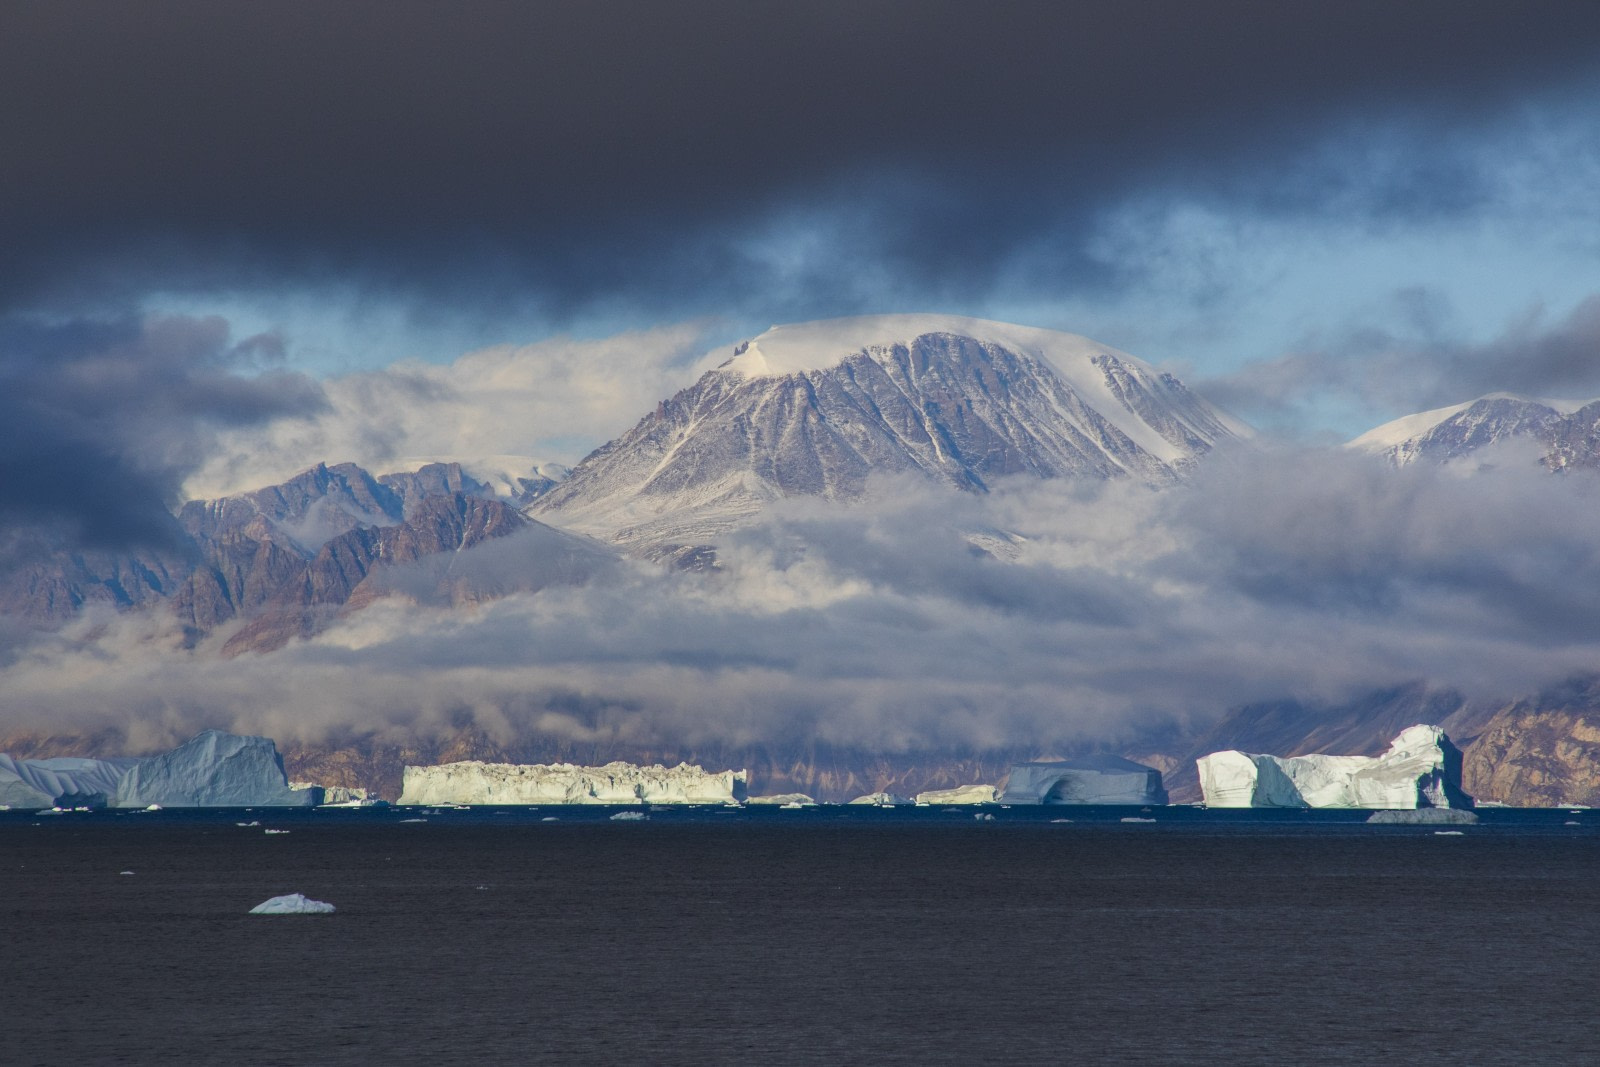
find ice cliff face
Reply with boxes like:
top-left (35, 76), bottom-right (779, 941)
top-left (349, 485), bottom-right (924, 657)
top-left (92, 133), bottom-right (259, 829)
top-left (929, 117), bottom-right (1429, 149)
top-left (0, 755), bottom-right (141, 809)
top-left (114, 730), bottom-right (321, 808)
top-left (397, 760), bottom-right (749, 805)
top-left (534, 315), bottom-right (1244, 557)
top-left (1001, 756), bottom-right (1168, 805)
top-left (1197, 725), bottom-right (1472, 809)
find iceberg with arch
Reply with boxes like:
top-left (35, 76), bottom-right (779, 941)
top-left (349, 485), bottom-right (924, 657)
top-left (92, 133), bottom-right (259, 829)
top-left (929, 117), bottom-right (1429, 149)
top-left (1197, 724), bottom-right (1473, 809)
top-left (1001, 755), bottom-right (1169, 805)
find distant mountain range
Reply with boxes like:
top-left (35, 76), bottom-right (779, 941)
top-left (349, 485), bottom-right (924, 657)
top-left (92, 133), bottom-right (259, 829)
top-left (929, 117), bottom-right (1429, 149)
top-left (4, 320), bottom-right (1600, 803)
top-left (1351, 392), bottom-right (1600, 470)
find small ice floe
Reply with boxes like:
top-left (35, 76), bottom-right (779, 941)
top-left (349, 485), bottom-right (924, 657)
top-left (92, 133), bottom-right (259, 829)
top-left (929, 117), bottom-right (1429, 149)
top-left (263, 828), bottom-right (290, 835)
top-left (119, 870), bottom-right (135, 875)
top-left (974, 812), bottom-right (995, 821)
top-left (249, 893), bottom-right (335, 915)
top-left (1049, 818), bottom-right (1074, 823)
top-left (1366, 808), bottom-right (1478, 826)
top-left (399, 818), bottom-right (427, 823)
top-left (144, 804), bottom-right (162, 812)
top-left (1566, 821), bottom-right (1582, 826)
top-left (540, 816), bottom-right (559, 822)
top-left (609, 811), bottom-right (647, 821)
top-left (1433, 831), bottom-right (1465, 836)
top-left (236, 821), bottom-right (260, 827)
top-left (1120, 817), bottom-right (1157, 823)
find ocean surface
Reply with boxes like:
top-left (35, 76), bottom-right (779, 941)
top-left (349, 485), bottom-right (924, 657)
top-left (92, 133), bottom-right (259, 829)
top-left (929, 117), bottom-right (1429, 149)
top-left (3, 805), bottom-right (1598, 1066)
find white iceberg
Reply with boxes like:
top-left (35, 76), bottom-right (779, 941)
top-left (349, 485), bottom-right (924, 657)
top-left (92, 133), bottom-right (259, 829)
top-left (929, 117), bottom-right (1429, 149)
top-left (114, 731), bottom-right (322, 808)
top-left (397, 760), bottom-right (747, 805)
top-left (846, 791), bottom-right (915, 807)
top-left (915, 784), bottom-right (1000, 805)
top-left (249, 893), bottom-right (336, 914)
top-left (0, 754), bottom-right (142, 810)
top-left (1198, 725), bottom-right (1473, 810)
top-left (1001, 756), bottom-right (1168, 805)
top-left (608, 810), bottom-right (647, 821)
top-left (748, 793), bottom-right (817, 806)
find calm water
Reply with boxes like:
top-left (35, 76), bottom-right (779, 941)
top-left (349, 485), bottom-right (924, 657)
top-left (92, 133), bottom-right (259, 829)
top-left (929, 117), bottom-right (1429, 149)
top-left (3, 806), bottom-right (1598, 1065)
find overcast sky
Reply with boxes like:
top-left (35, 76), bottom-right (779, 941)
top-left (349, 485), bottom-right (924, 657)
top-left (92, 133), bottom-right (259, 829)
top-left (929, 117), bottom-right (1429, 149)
top-left (5, 3), bottom-right (1599, 433)
top-left (4, 4), bottom-right (1600, 761)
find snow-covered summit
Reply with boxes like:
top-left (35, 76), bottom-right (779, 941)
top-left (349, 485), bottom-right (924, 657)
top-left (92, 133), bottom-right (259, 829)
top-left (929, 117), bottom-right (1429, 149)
top-left (1350, 393), bottom-right (1600, 467)
top-left (537, 315), bottom-right (1247, 556)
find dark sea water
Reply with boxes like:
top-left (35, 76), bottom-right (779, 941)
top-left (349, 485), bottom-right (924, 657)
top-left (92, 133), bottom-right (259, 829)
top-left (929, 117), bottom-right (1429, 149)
top-left (3, 805), bottom-right (1598, 1066)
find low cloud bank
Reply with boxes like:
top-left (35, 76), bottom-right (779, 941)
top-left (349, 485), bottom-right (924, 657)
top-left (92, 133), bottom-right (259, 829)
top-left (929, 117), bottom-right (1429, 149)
top-left (3, 444), bottom-right (1596, 760)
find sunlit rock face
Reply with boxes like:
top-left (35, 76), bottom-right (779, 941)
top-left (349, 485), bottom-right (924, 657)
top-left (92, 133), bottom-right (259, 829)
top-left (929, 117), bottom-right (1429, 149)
top-left (1001, 756), bottom-right (1168, 805)
top-left (397, 760), bottom-right (749, 805)
top-left (113, 730), bottom-right (320, 808)
top-left (1197, 725), bottom-right (1472, 809)
top-left (915, 783), bottom-right (1000, 805)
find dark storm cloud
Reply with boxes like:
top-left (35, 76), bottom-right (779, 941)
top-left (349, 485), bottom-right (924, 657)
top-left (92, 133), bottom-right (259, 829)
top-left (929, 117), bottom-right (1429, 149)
top-left (3, 1), bottom-right (1598, 319)
top-left (1203, 290), bottom-right (1600, 425)
top-left (0, 314), bottom-right (326, 560)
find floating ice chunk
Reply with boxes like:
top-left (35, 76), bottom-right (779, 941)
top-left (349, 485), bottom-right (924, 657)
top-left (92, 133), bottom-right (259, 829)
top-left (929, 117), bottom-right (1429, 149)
top-left (249, 893), bottom-right (335, 914)
top-left (847, 791), bottom-right (915, 806)
top-left (119, 870), bottom-right (135, 875)
top-left (1002, 756), bottom-right (1168, 805)
top-left (748, 793), bottom-right (817, 806)
top-left (974, 812), bottom-right (995, 821)
top-left (1120, 817), bottom-right (1157, 823)
top-left (608, 810), bottom-right (647, 821)
top-left (1434, 831), bottom-right (1465, 835)
top-left (398, 759), bottom-right (747, 805)
top-left (115, 731), bottom-right (319, 808)
top-left (1200, 725), bottom-right (1474, 810)
top-left (263, 829), bottom-right (290, 835)
top-left (914, 784), bottom-right (999, 805)
top-left (1366, 808), bottom-right (1479, 825)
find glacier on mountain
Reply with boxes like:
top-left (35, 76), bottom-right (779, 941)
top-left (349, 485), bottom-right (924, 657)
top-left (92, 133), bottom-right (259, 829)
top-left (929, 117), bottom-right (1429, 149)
top-left (1001, 755), bottom-right (1169, 805)
top-left (1197, 724), bottom-right (1472, 809)
top-left (113, 730), bottom-right (322, 808)
top-left (396, 760), bottom-right (749, 805)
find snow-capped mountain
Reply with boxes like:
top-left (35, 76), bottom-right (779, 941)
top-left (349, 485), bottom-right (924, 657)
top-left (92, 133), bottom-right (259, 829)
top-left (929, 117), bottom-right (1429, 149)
top-left (1350, 393), bottom-right (1600, 469)
top-left (534, 315), bottom-right (1246, 554)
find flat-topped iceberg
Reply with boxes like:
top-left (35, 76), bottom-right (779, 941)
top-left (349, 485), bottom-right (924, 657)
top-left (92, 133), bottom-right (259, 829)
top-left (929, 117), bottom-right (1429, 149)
top-left (1002, 756), bottom-right (1168, 805)
top-left (114, 730), bottom-right (321, 808)
top-left (1197, 724), bottom-right (1472, 809)
top-left (1, 754), bottom-right (141, 810)
top-left (916, 784), bottom-right (1000, 805)
top-left (748, 793), bottom-right (817, 806)
top-left (397, 760), bottom-right (748, 805)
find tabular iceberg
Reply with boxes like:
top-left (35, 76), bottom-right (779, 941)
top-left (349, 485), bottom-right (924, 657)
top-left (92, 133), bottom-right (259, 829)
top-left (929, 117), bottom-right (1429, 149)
top-left (114, 730), bottom-right (322, 808)
top-left (846, 792), bottom-right (915, 806)
top-left (1197, 724), bottom-right (1473, 809)
top-left (397, 760), bottom-right (748, 805)
top-left (915, 784), bottom-right (1000, 805)
top-left (0, 755), bottom-right (142, 810)
top-left (1001, 756), bottom-right (1168, 805)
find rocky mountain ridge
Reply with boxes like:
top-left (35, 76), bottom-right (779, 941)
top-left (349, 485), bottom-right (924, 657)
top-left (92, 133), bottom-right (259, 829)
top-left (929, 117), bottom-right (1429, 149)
top-left (1351, 392), bottom-right (1600, 469)
top-left (534, 315), bottom-right (1244, 558)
